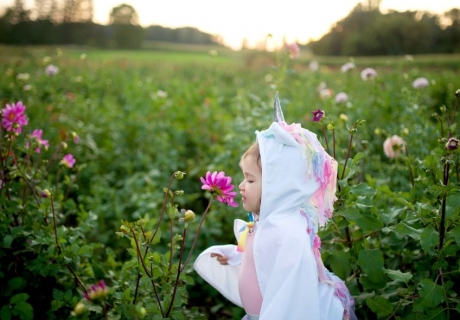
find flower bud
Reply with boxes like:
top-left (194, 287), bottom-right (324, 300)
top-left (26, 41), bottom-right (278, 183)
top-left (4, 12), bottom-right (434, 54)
top-left (174, 190), bottom-right (184, 196)
top-left (446, 137), bottom-right (459, 150)
top-left (174, 171), bottom-right (186, 179)
top-left (455, 89), bottom-right (460, 97)
top-left (327, 123), bottom-right (335, 130)
top-left (42, 189), bottom-right (51, 198)
top-left (61, 141), bottom-right (68, 150)
top-left (71, 302), bottom-right (86, 316)
top-left (120, 225), bottom-right (130, 233)
top-left (184, 210), bottom-right (195, 222)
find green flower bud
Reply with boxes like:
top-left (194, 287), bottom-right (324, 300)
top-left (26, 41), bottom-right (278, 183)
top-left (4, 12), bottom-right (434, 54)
top-left (326, 123), bottom-right (335, 130)
top-left (120, 225), bottom-right (130, 233)
top-left (41, 189), bottom-right (51, 198)
top-left (184, 210), bottom-right (195, 222)
top-left (174, 171), bottom-right (186, 179)
top-left (71, 302), bottom-right (86, 316)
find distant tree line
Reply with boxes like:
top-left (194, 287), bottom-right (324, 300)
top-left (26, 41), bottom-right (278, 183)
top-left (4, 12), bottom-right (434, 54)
top-left (0, 0), bottom-right (221, 48)
top-left (308, 2), bottom-right (460, 56)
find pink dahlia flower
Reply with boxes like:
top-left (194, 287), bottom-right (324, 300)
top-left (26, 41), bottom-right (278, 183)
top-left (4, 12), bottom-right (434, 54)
top-left (285, 43), bottom-right (300, 59)
top-left (27, 129), bottom-right (50, 153)
top-left (340, 62), bottom-right (355, 73)
top-left (1, 101), bottom-right (29, 134)
top-left (200, 171), bottom-right (238, 207)
top-left (60, 154), bottom-right (76, 168)
top-left (383, 135), bottom-right (406, 159)
top-left (412, 77), bottom-right (429, 89)
top-left (45, 64), bottom-right (59, 76)
top-left (361, 68), bottom-right (377, 81)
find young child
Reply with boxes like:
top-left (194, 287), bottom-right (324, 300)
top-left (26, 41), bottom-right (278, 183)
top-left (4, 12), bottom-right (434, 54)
top-left (194, 94), bottom-right (356, 320)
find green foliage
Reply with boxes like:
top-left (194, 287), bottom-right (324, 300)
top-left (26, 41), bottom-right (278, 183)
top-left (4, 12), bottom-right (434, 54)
top-left (0, 45), bottom-right (459, 319)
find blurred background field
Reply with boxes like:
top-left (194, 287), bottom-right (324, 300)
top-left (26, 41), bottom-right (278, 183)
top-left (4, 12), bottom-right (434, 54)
top-left (1, 1), bottom-right (460, 319)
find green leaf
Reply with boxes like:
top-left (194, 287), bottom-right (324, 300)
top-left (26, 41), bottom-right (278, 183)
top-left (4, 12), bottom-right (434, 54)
top-left (383, 268), bottom-right (412, 284)
top-left (13, 301), bottom-right (33, 320)
top-left (337, 207), bottom-right (362, 220)
top-left (394, 222), bottom-right (422, 240)
top-left (358, 249), bottom-right (385, 284)
top-left (355, 215), bottom-right (383, 233)
top-left (366, 296), bottom-right (393, 317)
top-left (328, 251), bottom-right (351, 280)
top-left (3, 235), bottom-right (13, 247)
top-left (5, 278), bottom-right (25, 296)
top-left (413, 279), bottom-right (445, 312)
top-left (10, 293), bottom-right (29, 304)
top-left (350, 183), bottom-right (375, 196)
top-left (352, 152), bottom-right (366, 165)
top-left (420, 226), bottom-right (439, 255)
top-left (0, 306), bottom-right (11, 320)
top-left (448, 226), bottom-right (460, 245)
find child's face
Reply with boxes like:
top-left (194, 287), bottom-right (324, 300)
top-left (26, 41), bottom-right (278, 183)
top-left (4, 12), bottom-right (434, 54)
top-left (239, 155), bottom-right (262, 213)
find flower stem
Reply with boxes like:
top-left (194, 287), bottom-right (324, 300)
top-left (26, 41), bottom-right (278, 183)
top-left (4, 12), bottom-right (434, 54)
top-left (165, 227), bottom-right (187, 318)
top-left (50, 194), bottom-right (61, 254)
top-left (321, 125), bottom-right (331, 156)
top-left (181, 197), bottom-right (214, 272)
top-left (148, 173), bottom-right (175, 251)
top-left (438, 162), bottom-right (450, 250)
top-left (340, 132), bottom-right (355, 180)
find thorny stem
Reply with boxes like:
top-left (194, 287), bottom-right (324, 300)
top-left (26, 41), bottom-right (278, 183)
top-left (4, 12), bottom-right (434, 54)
top-left (181, 197), bottom-right (214, 272)
top-left (166, 227), bottom-right (187, 318)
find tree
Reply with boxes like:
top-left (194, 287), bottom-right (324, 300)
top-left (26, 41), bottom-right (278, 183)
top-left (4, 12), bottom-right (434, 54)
top-left (34, 0), bottom-right (59, 23)
top-left (63, 0), bottom-right (93, 23)
top-left (109, 4), bottom-right (139, 25)
top-left (4, 0), bottom-right (30, 24)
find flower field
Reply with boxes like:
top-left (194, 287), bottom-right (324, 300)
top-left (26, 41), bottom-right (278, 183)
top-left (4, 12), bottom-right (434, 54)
top-left (1, 44), bottom-right (459, 319)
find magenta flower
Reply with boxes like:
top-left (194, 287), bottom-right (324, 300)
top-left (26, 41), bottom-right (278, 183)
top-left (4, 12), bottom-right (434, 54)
top-left (45, 64), bottom-right (59, 76)
top-left (361, 68), bottom-right (377, 81)
top-left (27, 129), bottom-right (50, 153)
top-left (60, 154), bottom-right (76, 168)
top-left (1, 101), bottom-right (29, 134)
top-left (446, 137), bottom-right (459, 150)
top-left (200, 171), bottom-right (238, 207)
top-left (312, 109), bottom-right (325, 122)
top-left (412, 77), bottom-right (429, 89)
top-left (84, 280), bottom-right (108, 302)
top-left (383, 135), bottom-right (406, 159)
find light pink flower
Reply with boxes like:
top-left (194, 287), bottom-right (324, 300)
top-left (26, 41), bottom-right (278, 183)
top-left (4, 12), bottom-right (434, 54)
top-left (27, 129), bottom-right (50, 153)
top-left (1, 101), bottom-right (29, 134)
top-left (361, 68), bottom-right (377, 81)
top-left (45, 64), bottom-right (59, 76)
top-left (200, 171), bottom-right (238, 207)
top-left (335, 92), bottom-right (348, 103)
top-left (412, 77), bottom-right (429, 89)
top-left (319, 88), bottom-right (333, 99)
top-left (285, 43), bottom-right (300, 59)
top-left (340, 62), bottom-right (355, 73)
top-left (383, 135), bottom-right (406, 159)
top-left (60, 154), bottom-right (76, 168)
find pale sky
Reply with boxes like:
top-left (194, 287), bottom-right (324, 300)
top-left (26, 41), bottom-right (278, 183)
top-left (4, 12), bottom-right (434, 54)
top-left (1, 0), bottom-right (458, 49)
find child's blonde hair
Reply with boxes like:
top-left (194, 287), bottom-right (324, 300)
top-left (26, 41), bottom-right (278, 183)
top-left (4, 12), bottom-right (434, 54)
top-left (241, 142), bottom-right (261, 169)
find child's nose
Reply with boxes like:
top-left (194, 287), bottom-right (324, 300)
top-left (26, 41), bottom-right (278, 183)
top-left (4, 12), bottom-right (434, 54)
top-left (239, 181), bottom-right (244, 190)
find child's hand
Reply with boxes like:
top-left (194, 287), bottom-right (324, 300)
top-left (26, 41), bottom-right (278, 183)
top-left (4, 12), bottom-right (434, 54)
top-left (210, 253), bottom-right (229, 265)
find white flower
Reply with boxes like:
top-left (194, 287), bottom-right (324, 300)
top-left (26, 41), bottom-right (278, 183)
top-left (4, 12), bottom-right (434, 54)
top-left (309, 60), bottom-right (319, 71)
top-left (45, 64), bottom-right (59, 76)
top-left (412, 77), bottom-right (429, 89)
top-left (335, 92), bottom-right (348, 103)
top-left (341, 62), bottom-right (355, 73)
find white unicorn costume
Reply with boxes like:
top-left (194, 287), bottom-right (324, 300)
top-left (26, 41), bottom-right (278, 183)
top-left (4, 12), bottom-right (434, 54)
top-left (194, 93), bottom-right (356, 320)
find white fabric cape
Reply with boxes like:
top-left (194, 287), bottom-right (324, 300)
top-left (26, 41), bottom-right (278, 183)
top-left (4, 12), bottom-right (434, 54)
top-left (194, 122), bottom-right (348, 319)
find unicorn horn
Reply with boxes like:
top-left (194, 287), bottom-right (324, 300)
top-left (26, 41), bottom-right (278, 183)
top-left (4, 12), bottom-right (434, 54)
top-left (273, 91), bottom-right (285, 122)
